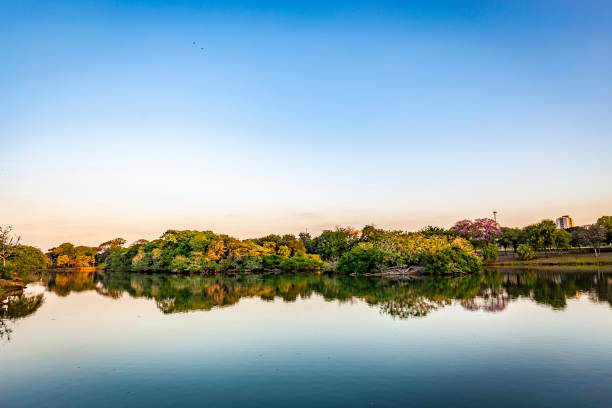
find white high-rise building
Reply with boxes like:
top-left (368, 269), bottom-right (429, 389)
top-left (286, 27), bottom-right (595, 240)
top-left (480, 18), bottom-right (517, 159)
top-left (555, 215), bottom-right (574, 229)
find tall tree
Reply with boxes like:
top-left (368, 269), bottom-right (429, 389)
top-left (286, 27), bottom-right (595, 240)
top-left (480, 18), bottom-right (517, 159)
top-left (596, 216), bottom-right (612, 245)
top-left (98, 238), bottom-right (126, 252)
top-left (523, 220), bottom-right (556, 252)
top-left (0, 226), bottom-right (21, 267)
top-left (451, 218), bottom-right (502, 247)
top-left (97, 238), bottom-right (127, 265)
top-left (499, 227), bottom-right (522, 253)
top-left (575, 225), bottom-right (607, 257)
top-left (552, 229), bottom-right (571, 250)
top-left (131, 239), bottom-right (150, 247)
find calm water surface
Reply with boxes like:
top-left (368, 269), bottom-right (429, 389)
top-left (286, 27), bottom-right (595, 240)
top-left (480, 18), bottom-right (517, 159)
top-left (1, 268), bottom-right (612, 407)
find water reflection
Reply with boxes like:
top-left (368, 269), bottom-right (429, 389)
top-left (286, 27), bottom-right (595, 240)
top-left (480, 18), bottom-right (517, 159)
top-left (0, 291), bottom-right (44, 341)
top-left (32, 268), bottom-right (612, 320)
top-left (3, 269), bottom-right (611, 408)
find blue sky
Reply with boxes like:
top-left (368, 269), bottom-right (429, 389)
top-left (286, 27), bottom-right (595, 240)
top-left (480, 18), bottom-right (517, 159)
top-left (1, 1), bottom-right (611, 249)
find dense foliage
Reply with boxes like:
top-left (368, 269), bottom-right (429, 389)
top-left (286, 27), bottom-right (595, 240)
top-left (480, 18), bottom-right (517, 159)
top-left (451, 218), bottom-right (502, 247)
top-left (3, 213), bottom-right (611, 277)
top-left (47, 243), bottom-right (99, 267)
top-left (336, 247), bottom-right (387, 274)
top-left (572, 224), bottom-right (607, 256)
top-left (495, 217), bottom-right (611, 259)
top-left (101, 225), bottom-right (481, 275)
top-left (422, 246), bottom-right (482, 274)
top-left (481, 243), bottom-right (499, 262)
top-left (104, 230), bottom-right (324, 273)
top-left (335, 226), bottom-right (480, 274)
top-left (597, 216), bottom-right (612, 245)
top-left (517, 244), bottom-right (535, 260)
top-left (0, 245), bottom-right (48, 279)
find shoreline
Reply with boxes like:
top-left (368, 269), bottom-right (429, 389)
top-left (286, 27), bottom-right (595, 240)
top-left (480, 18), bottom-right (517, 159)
top-left (488, 251), bottom-right (612, 267)
top-left (0, 278), bottom-right (25, 299)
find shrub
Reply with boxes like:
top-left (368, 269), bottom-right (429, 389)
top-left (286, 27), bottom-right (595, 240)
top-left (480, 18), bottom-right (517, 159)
top-left (518, 244), bottom-right (535, 260)
top-left (242, 256), bottom-right (264, 271)
top-left (336, 247), bottom-right (387, 274)
top-left (105, 251), bottom-right (131, 272)
top-left (422, 246), bottom-right (482, 274)
top-left (131, 249), bottom-right (151, 271)
top-left (260, 254), bottom-right (281, 270)
top-left (481, 243), bottom-right (498, 262)
top-left (279, 256), bottom-right (323, 272)
top-left (219, 258), bottom-right (238, 271)
top-left (170, 255), bottom-right (189, 271)
top-left (1, 266), bottom-right (15, 280)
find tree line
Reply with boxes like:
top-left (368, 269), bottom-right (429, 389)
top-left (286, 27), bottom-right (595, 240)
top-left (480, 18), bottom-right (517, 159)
top-left (497, 216), bottom-right (611, 259)
top-left (1, 215), bottom-right (610, 278)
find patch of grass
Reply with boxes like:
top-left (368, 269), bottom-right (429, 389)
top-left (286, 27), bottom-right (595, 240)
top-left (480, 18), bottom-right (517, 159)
top-left (491, 251), bottom-right (612, 266)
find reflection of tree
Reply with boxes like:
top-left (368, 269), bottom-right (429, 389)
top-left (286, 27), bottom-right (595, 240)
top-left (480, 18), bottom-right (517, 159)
top-left (3, 294), bottom-right (44, 318)
top-left (0, 293), bottom-right (44, 341)
top-left (379, 293), bottom-right (447, 318)
top-left (42, 271), bottom-right (96, 296)
top-left (495, 269), bottom-right (607, 310)
top-left (589, 271), bottom-right (612, 305)
top-left (461, 288), bottom-right (509, 312)
top-left (94, 282), bottom-right (123, 299)
top-left (31, 269), bottom-right (612, 319)
top-left (0, 318), bottom-right (11, 341)
top-left (456, 271), bottom-right (509, 312)
top-left (95, 272), bottom-right (487, 318)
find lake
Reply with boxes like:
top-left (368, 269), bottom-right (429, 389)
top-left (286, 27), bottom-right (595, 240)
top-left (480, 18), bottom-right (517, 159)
top-left (1, 268), bottom-right (612, 407)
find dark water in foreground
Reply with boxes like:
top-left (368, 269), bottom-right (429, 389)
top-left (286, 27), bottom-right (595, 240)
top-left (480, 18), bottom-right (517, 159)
top-left (1, 268), bottom-right (612, 407)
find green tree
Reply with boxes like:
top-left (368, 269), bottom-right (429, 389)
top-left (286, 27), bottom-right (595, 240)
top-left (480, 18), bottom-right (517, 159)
top-left (277, 245), bottom-right (291, 257)
top-left (597, 216), bottom-right (612, 228)
top-left (523, 220), bottom-right (556, 252)
top-left (308, 228), bottom-right (359, 261)
top-left (298, 232), bottom-right (312, 252)
top-left (279, 234), bottom-right (306, 256)
top-left (97, 238), bottom-right (126, 264)
top-left (98, 238), bottom-right (126, 252)
top-left (498, 227), bottom-right (522, 254)
top-left (131, 239), bottom-right (150, 247)
top-left (481, 243), bottom-right (498, 262)
top-left (517, 244), bottom-right (535, 260)
top-left (7, 245), bottom-right (48, 272)
top-left (48, 242), bottom-right (76, 265)
top-left (422, 246), bottom-right (482, 274)
top-left (596, 216), bottom-right (612, 245)
top-left (0, 226), bottom-right (20, 267)
top-left (75, 246), bottom-right (98, 260)
top-left (419, 225), bottom-right (453, 237)
top-left (575, 225), bottom-right (607, 257)
top-left (552, 229), bottom-right (571, 250)
top-left (538, 220), bottom-right (557, 251)
top-left (336, 247), bottom-right (386, 274)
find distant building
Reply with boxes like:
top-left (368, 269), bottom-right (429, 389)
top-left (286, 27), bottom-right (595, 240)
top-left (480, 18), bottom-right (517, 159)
top-left (556, 215), bottom-right (574, 229)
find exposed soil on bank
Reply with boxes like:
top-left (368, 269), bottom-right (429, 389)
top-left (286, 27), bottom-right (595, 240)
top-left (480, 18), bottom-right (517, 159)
top-left (0, 278), bottom-right (25, 299)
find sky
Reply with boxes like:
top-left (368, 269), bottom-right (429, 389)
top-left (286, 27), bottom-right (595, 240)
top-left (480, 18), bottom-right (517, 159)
top-left (1, 0), bottom-right (611, 250)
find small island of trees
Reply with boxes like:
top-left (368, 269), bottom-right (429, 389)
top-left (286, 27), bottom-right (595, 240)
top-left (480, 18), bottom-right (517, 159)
top-left (1, 215), bottom-right (611, 289)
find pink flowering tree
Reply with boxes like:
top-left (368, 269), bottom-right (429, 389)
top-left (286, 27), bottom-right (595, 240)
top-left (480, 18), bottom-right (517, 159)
top-left (451, 218), bottom-right (502, 247)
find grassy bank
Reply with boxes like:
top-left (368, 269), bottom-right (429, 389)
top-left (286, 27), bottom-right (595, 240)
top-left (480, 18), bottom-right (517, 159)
top-left (0, 278), bottom-right (25, 299)
top-left (490, 251), bottom-right (612, 266)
